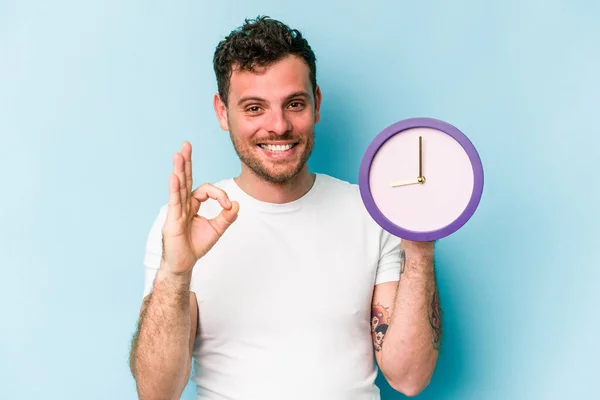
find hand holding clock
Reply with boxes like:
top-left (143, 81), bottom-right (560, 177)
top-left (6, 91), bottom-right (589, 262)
top-left (358, 118), bottom-right (481, 389)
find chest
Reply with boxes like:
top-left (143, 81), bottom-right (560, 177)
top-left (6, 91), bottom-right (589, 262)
top-left (190, 212), bottom-right (380, 338)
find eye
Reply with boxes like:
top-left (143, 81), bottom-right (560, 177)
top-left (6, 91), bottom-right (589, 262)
top-left (288, 101), bottom-right (304, 110)
top-left (246, 105), bottom-right (261, 113)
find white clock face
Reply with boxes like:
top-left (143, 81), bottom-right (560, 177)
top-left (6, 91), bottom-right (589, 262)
top-left (368, 127), bottom-right (475, 233)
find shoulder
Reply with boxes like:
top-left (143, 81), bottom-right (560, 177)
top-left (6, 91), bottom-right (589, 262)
top-left (314, 174), bottom-right (399, 252)
top-left (315, 173), bottom-right (363, 203)
top-left (313, 174), bottom-right (372, 219)
top-left (315, 173), bottom-right (360, 195)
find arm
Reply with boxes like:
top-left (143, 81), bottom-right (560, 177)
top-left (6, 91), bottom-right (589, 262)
top-left (129, 266), bottom-right (198, 400)
top-left (371, 240), bottom-right (440, 396)
top-left (128, 141), bottom-right (238, 399)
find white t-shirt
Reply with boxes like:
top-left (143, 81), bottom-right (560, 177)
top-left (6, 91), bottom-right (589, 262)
top-left (142, 173), bottom-right (402, 400)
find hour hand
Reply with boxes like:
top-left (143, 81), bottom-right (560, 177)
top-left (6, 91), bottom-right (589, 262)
top-left (389, 178), bottom-right (420, 187)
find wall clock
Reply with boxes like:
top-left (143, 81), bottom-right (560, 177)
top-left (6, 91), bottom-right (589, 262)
top-left (358, 117), bottom-right (484, 242)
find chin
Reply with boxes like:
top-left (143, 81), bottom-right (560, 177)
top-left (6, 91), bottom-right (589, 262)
top-left (255, 164), bottom-right (305, 184)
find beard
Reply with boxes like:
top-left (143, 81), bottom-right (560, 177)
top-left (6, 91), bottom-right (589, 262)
top-left (229, 129), bottom-right (314, 185)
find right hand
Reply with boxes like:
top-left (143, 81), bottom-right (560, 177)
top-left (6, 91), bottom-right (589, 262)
top-left (161, 141), bottom-right (239, 275)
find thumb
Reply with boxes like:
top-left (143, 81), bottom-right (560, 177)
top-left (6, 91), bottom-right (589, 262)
top-left (211, 201), bottom-right (240, 235)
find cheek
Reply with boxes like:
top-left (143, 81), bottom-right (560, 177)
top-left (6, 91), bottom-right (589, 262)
top-left (293, 112), bottom-right (315, 131)
top-left (230, 116), bottom-right (261, 140)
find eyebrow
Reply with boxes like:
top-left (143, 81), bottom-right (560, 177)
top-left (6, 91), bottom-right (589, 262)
top-left (237, 91), bottom-right (311, 107)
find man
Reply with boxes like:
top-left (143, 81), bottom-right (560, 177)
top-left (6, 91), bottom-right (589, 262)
top-left (129, 16), bottom-right (441, 400)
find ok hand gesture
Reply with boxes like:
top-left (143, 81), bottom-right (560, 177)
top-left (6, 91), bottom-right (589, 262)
top-left (161, 142), bottom-right (239, 275)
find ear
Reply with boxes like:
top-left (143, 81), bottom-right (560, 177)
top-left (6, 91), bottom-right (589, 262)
top-left (213, 93), bottom-right (229, 131)
top-left (313, 85), bottom-right (322, 124)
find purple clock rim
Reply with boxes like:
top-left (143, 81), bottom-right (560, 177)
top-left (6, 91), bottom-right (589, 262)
top-left (358, 117), bottom-right (484, 242)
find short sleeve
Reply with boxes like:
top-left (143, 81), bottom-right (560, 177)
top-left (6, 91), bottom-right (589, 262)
top-left (374, 228), bottom-right (402, 285)
top-left (142, 205), bottom-right (168, 298)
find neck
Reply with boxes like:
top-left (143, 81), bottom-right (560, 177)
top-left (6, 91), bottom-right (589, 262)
top-left (234, 165), bottom-right (315, 204)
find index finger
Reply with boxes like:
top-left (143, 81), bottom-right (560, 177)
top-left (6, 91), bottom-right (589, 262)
top-left (191, 183), bottom-right (232, 210)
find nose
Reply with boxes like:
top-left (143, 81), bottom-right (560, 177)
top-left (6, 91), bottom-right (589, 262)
top-left (266, 109), bottom-right (292, 136)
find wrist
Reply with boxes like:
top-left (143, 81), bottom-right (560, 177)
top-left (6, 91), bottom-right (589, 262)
top-left (157, 261), bottom-right (193, 286)
top-left (401, 240), bottom-right (435, 259)
top-left (401, 240), bottom-right (435, 276)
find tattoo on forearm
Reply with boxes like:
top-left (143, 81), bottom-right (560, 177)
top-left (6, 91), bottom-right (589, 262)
top-left (371, 303), bottom-right (390, 352)
top-left (428, 291), bottom-right (442, 350)
top-left (400, 249), bottom-right (406, 274)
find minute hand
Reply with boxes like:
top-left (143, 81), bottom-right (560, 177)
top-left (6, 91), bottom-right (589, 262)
top-left (419, 136), bottom-right (423, 179)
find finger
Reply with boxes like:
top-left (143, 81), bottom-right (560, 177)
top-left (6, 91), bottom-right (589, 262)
top-left (173, 152), bottom-right (188, 213)
top-left (190, 195), bottom-right (201, 216)
top-left (191, 183), bottom-right (232, 210)
top-left (181, 142), bottom-right (193, 194)
top-left (167, 173), bottom-right (182, 222)
top-left (210, 201), bottom-right (240, 235)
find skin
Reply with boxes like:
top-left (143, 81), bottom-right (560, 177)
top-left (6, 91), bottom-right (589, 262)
top-left (371, 241), bottom-right (440, 396)
top-left (129, 54), bottom-right (439, 399)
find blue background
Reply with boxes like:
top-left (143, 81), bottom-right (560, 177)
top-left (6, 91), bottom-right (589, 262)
top-left (1, 1), bottom-right (599, 399)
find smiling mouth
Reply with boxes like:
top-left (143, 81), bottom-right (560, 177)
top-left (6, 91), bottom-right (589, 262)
top-left (258, 143), bottom-right (298, 152)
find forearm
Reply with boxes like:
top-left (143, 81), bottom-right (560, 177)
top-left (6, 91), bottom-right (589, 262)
top-left (380, 241), bottom-right (440, 394)
top-left (130, 264), bottom-right (194, 400)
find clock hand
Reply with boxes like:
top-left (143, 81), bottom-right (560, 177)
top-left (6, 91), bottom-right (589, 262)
top-left (390, 178), bottom-right (420, 187)
top-left (391, 137), bottom-right (426, 188)
top-left (417, 136), bottom-right (426, 184)
top-left (418, 136), bottom-right (423, 179)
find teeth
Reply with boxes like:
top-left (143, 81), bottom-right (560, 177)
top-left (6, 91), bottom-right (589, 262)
top-left (260, 143), bottom-right (294, 152)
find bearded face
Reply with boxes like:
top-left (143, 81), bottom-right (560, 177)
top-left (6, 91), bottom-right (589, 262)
top-left (214, 55), bottom-right (321, 185)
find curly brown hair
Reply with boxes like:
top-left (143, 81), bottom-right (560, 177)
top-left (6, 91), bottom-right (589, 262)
top-left (213, 16), bottom-right (318, 106)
